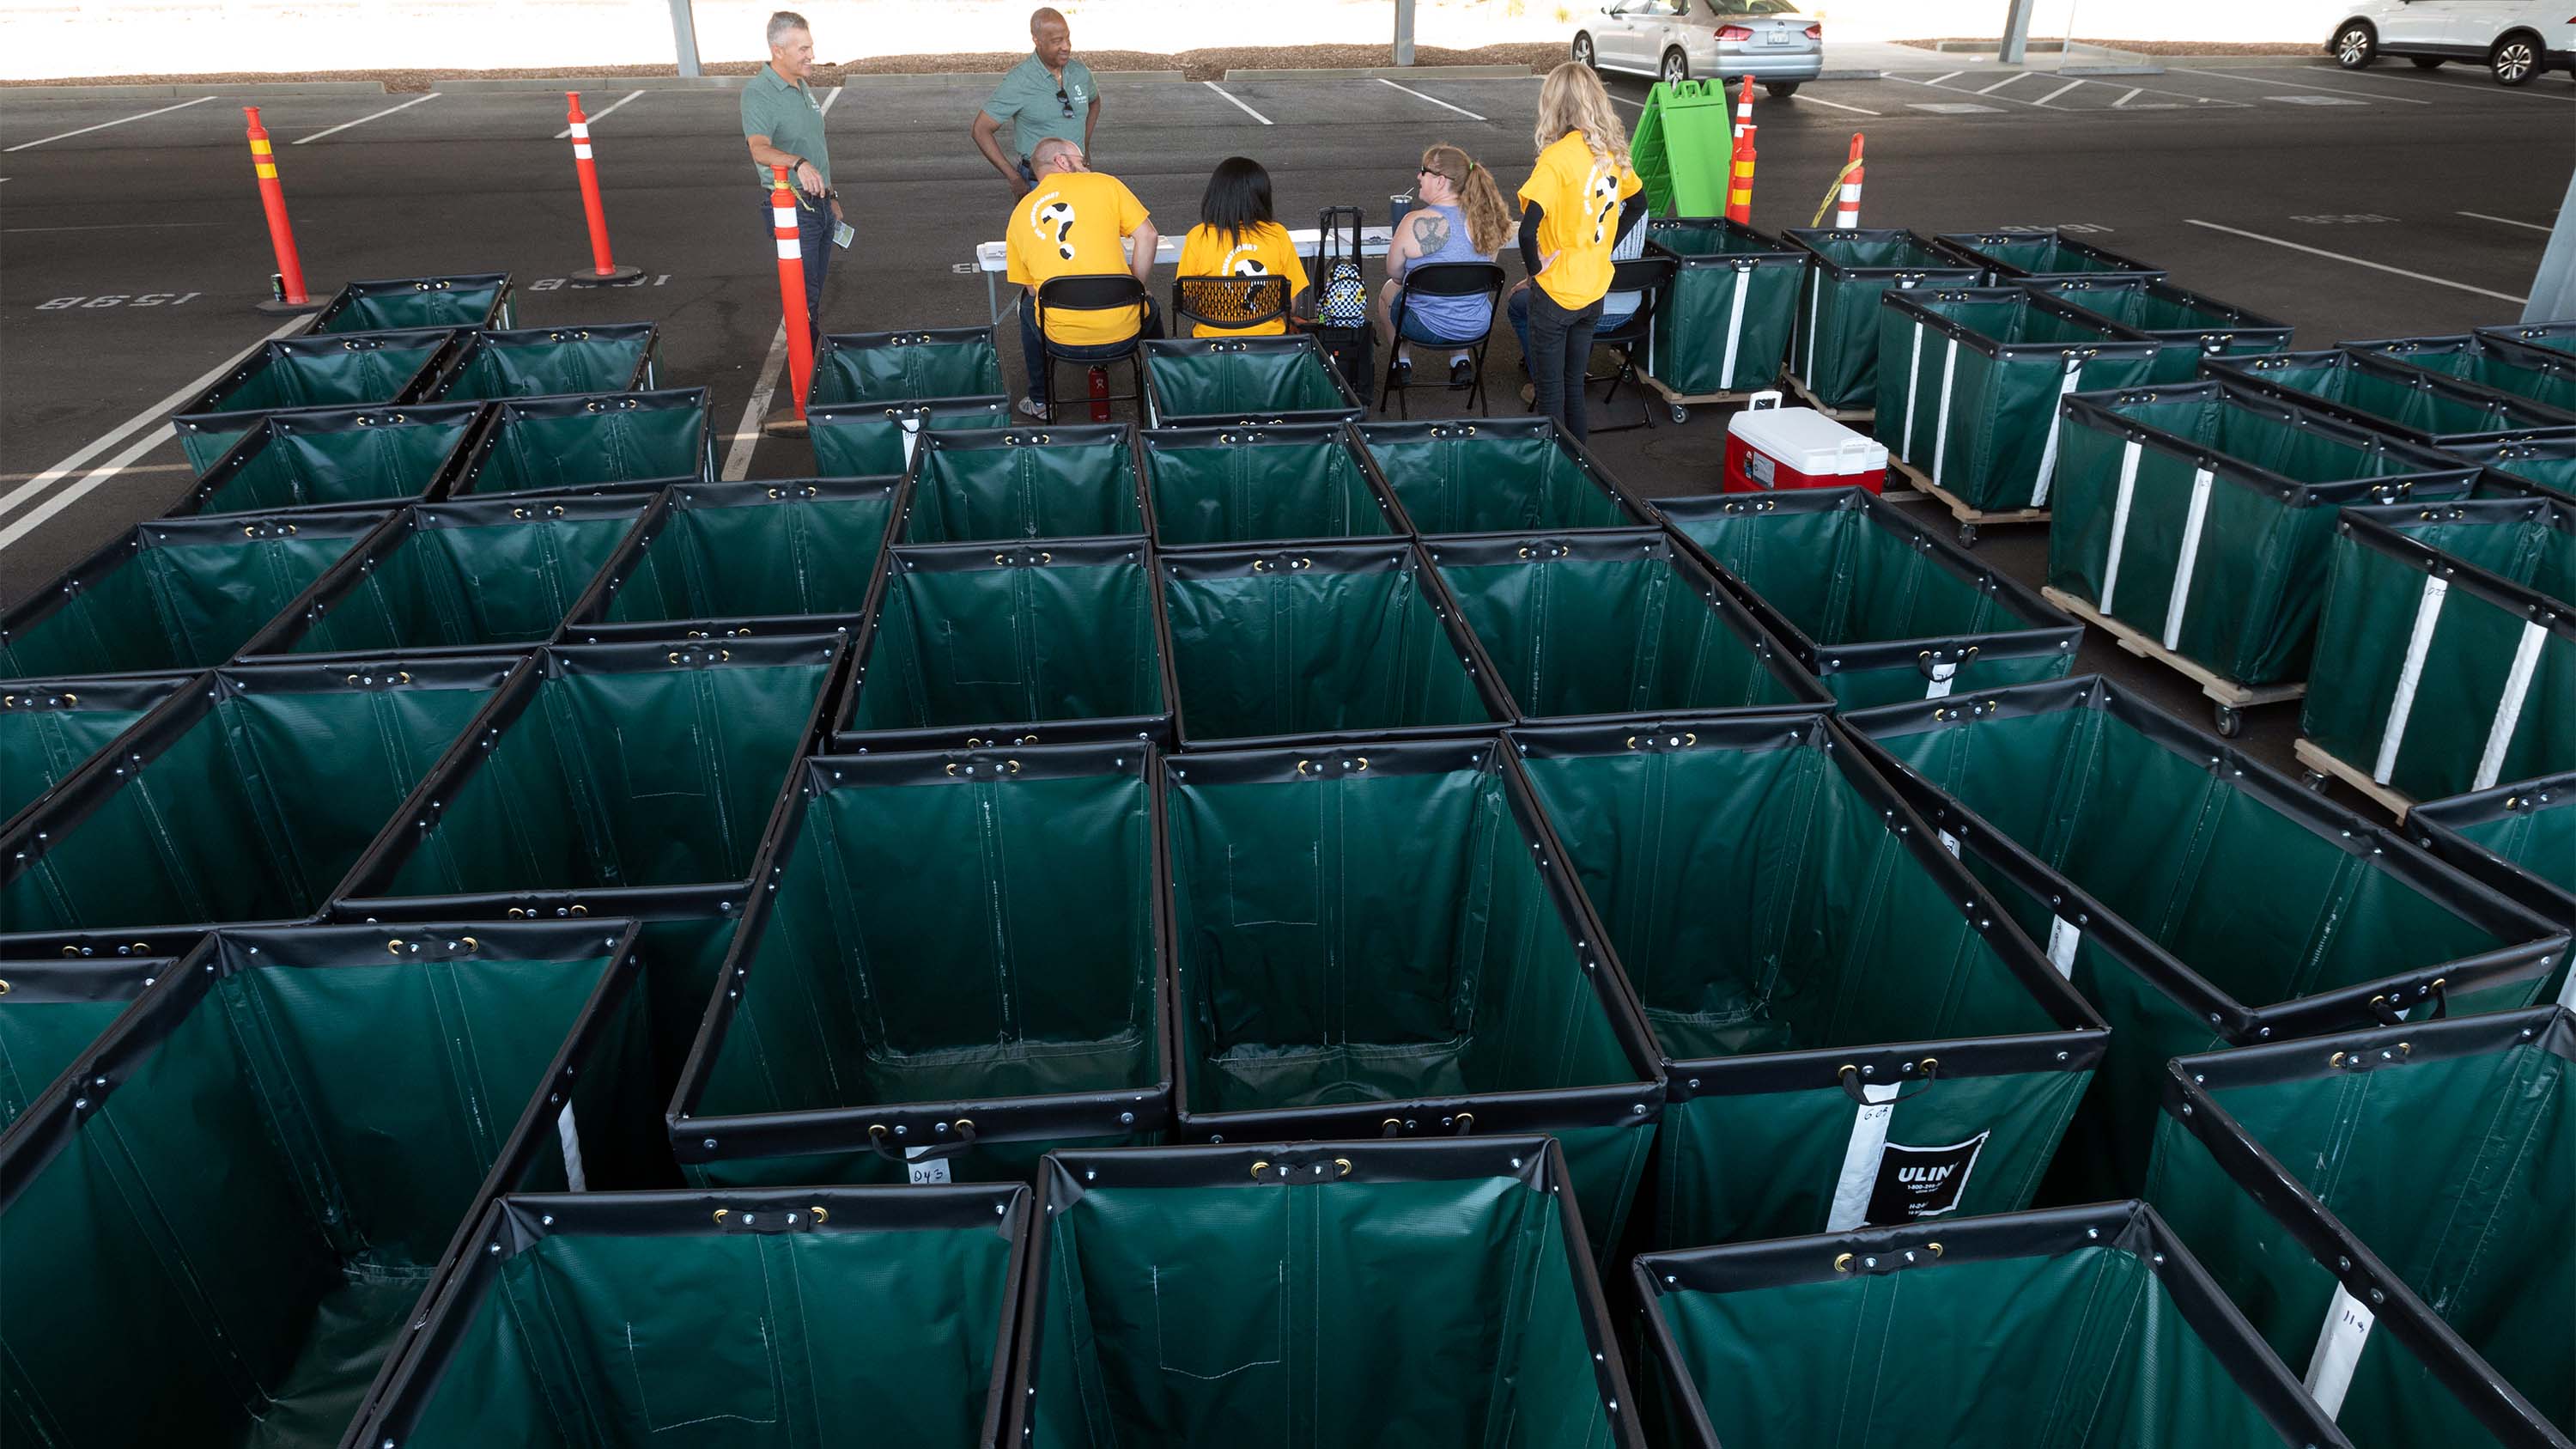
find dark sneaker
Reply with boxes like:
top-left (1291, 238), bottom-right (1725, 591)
top-left (1449, 358), bottom-right (1474, 388)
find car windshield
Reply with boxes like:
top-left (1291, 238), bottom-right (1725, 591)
top-left (1714, 0), bottom-right (1802, 13)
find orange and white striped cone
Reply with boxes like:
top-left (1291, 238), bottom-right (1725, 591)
top-left (565, 91), bottom-right (642, 285)
top-left (1835, 133), bottom-right (1864, 228)
top-left (770, 165), bottom-right (816, 417)
top-left (1734, 75), bottom-right (1755, 139)
top-left (1727, 124), bottom-right (1756, 226)
top-left (242, 107), bottom-right (321, 314)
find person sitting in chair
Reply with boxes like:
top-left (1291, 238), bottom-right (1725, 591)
top-left (1174, 156), bottom-right (1310, 338)
top-left (1372, 143), bottom-right (1513, 389)
top-left (1004, 137), bottom-right (1160, 418)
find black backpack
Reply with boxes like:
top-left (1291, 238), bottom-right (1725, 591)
top-left (1311, 204), bottom-right (1375, 405)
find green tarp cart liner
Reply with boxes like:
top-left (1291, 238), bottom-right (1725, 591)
top-left (169, 401), bottom-right (484, 518)
top-left (333, 636), bottom-right (845, 913)
top-left (0, 673), bottom-right (188, 831)
top-left (1659, 487), bottom-right (2083, 709)
top-left (0, 654), bottom-right (513, 941)
top-left (1161, 741), bottom-right (1663, 1253)
top-left (2049, 381), bottom-right (2481, 716)
top-left (1140, 423), bottom-right (1406, 546)
top-left (307, 271), bottom-right (513, 335)
top-left (2149, 1008), bottom-right (2576, 1449)
top-left (569, 477), bottom-right (901, 642)
top-left (0, 957), bottom-right (165, 1133)
top-left (671, 744), bottom-right (1170, 1188)
top-left (1512, 712), bottom-right (2105, 1250)
top-left (436, 388), bottom-right (714, 499)
top-left (422, 323), bottom-right (661, 402)
top-left (2022, 275), bottom-right (2295, 384)
top-left (1779, 227), bottom-right (1984, 413)
top-left (1008, 1137), bottom-right (1644, 1449)
top-left (1160, 540), bottom-right (1508, 746)
top-left (2348, 333), bottom-right (2576, 418)
top-left (2465, 436), bottom-right (2576, 502)
top-left (1842, 673), bottom-right (2569, 1201)
top-left (357, 1184), bottom-right (1033, 1448)
top-left (173, 327), bottom-right (460, 473)
top-left (1641, 217), bottom-right (1804, 409)
top-left (1933, 229), bottom-right (2167, 284)
top-left (2208, 350), bottom-right (2576, 450)
top-left (2299, 496), bottom-right (2575, 808)
top-left (808, 394), bottom-right (1011, 478)
top-left (1876, 286), bottom-right (2163, 527)
top-left (808, 325), bottom-right (1006, 409)
top-left (1358, 418), bottom-right (1647, 537)
top-left (0, 506), bottom-right (387, 682)
top-left (1632, 1201), bottom-right (2354, 1449)
top-left (1426, 529), bottom-right (1826, 721)
top-left (2480, 320), bottom-right (2576, 362)
top-left (1140, 336), bottom-right (1364, 429)
top-left (0, 920), bottom-right (659, 1449)
top-left (900, 424), bottom-right (1148, 544)
top-left (2409, 772), bottom-right (2576, 929)
top-left (235, 492), bottom-right (653, 660)
top-left (835, 539), bottom-right (1173, 752)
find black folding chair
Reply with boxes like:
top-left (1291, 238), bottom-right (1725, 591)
top-left (1583, 254), bottom-right (1678, 433)
top-left (1034, 274), bottom-right (1154, 423)
top-left (1382, 261), bottom-right (1507, 418)
top-left (1173, 274), bottom-right (1291, 336)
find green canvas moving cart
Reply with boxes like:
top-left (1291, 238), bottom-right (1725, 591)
top-left (808, 395), bottom-right (1011, 478)
top-left (900, 425), bottom-right (1147, 544)
top-left (1426, 529), bottom-right (1826, 721)
top-left (1141, 336), bottom-right (1364, 429)
top-left (2409, 772), bottom-right (2576, 928)
top-left (0, 655), bottom-right (513, 943)
top-left (0, 921), bottom-right (660, 1449)
top-left (1514, 713), bottom-right (2105, 1249)
top-left (173, 328), bottom-right (459, 472)
top-left (835, 539), bottom-right (1172, 752)
top-left (1642, 217), bottom-right (1805, 417)
top-left (0, 956), bottom-right (167, 1131)
top-left (422, 323), bottom-right (660, 402)
top-left (2049, 381), bottom-right (2481, 734)
top-left (356, 1184), bottom-right (1032, 1448)
top-left (1359, 418), bottom-right (1647, 536)
top-left (2022, 275), bottom-right (2294, 383)
top-left (1780, 227), bottom-right (1984, 415)
top-left (2209, 349), bottom-right (2576, 450)
top-left (307, 271), bottom-right (513, 334)
top-left (1844, 674), bottom-right (2569, 1201)
top-left (2466, 436), bottom-right (2576, 501)
top-left (2297, 496), bottom-right (2574, 813)
top-left (808, 326), bottom-right (1005, 409)
top-left (236, 493), bottom-right (653, 659)
top-left (1660, 488), bottom-right (2082, 708)
top-left (2480, 320), bottom-right (2576, 361)
top-left (0, 673), bottom-right (188, 831)
top-left (2348, 333), bottom-right (2576, 417)
top-left (0, 507), bottom-right (387, 681)
top-left (569, 478), bottom-right (901, 642)
top-left (672, 745), bottom-right (1170, 1188)
top-left (1008, 1138), bottom-right (1644, 1449)
top-left (169, 401), bottom-right (484, 517)
top-left (1933, 228), bottom-right (2166, 284)
top-left (1875, 286), bottom-right (2161, 544)
top-left (1160, 541), bottom-right (1508, 745)
top-left (436, 388), bottom-right (714, 498)
top-left (1632, 1202), bottom-right (2354, 1449)
top-left (2149, 1009), bottom-right (2576, 1449)
top-left (1140, 423), bottom-right (1406, 546)
top-left (1161, 742), bottom-right (1663, 1254)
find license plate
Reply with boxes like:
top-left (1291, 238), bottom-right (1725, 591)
top-left (1764, 30), bottom-right (1792, 44)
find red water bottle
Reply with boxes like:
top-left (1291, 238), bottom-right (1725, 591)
top-left (1087, 365), bottom-right (1111, 422)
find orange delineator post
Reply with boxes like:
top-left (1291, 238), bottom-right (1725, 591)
top-left (769, 165), bottom-right (816, 416)
top-left (1727, 123), bottom-right (1757, 226)
top-left (1835, 132), bottom-right (1864, 228)
top-left (564, 91), bottom-right (642, 285)
top-left (1734, 75), bottom-right (1754, 138)
top-left (241, 107), bottom-right (319, 313)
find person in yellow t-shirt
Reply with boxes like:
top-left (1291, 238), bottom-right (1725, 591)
top-left (1507, 61), bottom-right (1643, 442)
top-left (1005, 137), bottom-right (1162, 418)
top-left (1172, 157), bottom-right (1311, 338)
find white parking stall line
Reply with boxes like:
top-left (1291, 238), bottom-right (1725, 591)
top-left (820, 86), bottom-right (844, 113)
top-left (1377, 77), bottom-right (1486, 121)
top-left (555, 89), bottom-right (642, 139)
top-left (3, 94), bottom-right (216, 153)
top-left (720, 323), bottom-right (792, 481)
top-left (294, 92), bottom-right (440, 144)
top-left (1975, 72), bottom-right (2032, 95)
top-left (1203, 81), bottom-right (1273, 125)
top-left (1886, 74), bottom-right (2051, 109)
top-left (2032, 80), bottom-right (2085, 107)
top-left (1793, 94), bottom-right (1880, 115)
top-left (2167, 66), bottom-right (2433, 104)
top-left (0, 426), bottom-right (176, 552)
top-left (2281, 64), bottom-right (2576, 101)
top-left (1923, 71), bottom-right (1964, 85)
top-left (2184, 220), bottom-right (2529, 303)
top-left (2111, 87), bottom-right (2144, 107)
top-left (1607, 93), bottom-right (1643, 108)
top-left (2458, 210), bottom-right (2552, 234)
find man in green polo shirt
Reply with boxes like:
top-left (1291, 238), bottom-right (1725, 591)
top-left (970, 7), bottom-right (1099, 199)
top-left (742, 9), bottom-right (838, 337)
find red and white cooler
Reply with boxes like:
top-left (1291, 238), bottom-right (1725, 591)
top-left (1722, 390), bottom-right (1888, 494)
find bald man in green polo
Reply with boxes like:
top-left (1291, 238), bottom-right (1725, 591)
top-left (970, 7), bottom-right (1099, 199)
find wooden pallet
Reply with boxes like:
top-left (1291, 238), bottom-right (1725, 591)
top-left (1782, 370), bottom-right (1875, 424)
top-left (1889, 458), bottom-right (2048, 544)
top-left (2293, 738), bottom-right (2418, 823)
top-left (1640, 371), bottom-right (1771, 422)
top-left (2042, 585), bottom-right (2306, 737)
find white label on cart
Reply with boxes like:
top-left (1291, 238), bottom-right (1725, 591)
top-left (900, 415), bottom-right (927, 468)
top-left (1825, 1081), bottom-right (1902, 1231)
top-left (2044, 916), bottom-right (2081, 978)
top-left (556, 1103), bottom-right (588, 1192)
top-left (1747, 452), bottom-right (1776, 488)
top-left (906, 1146), bottom-right (952, 1184)
top-left (1937, 829), bottom-right (1961, 858)
top-left (1923, 658), bottom-right (1958, 699)
top-left (2303, 1283), bottom-right (2376, 1420)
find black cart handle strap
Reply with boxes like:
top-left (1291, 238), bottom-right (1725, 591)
top-left (1838, 1058), bottom-right (1939, 1105)
top-left (866, 1117), bottom-right (978, 1163)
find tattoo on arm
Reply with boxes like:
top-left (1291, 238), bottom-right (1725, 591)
top-left (1411, 212), bottom-right (1449, 256)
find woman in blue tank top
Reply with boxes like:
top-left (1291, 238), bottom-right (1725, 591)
top-left (1372, 143), bottom-right (1515, 388)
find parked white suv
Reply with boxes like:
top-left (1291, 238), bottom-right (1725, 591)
top-left (1572, 0), bottom-right (1823, 95)
top-left (2328, 1), bottom-right (2573, 86)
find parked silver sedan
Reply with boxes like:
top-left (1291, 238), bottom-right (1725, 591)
top-left (1572, 0), bottom-right (1823, 95)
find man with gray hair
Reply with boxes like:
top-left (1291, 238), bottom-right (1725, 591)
top-left (743, 10), bottom-right (839, 336)
top-left (972, 8), bottom-right (1098, 198)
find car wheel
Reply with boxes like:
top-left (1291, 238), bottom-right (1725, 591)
top-left (1660, 47), bottom-right (1689, 85)
top-left (1765, 80), bottom-right (1801, 97)
top-left (2408, 55), bottom-right (2444, 69)
top-left (2490, 32), bottom-right (2540, 85)
top-left (2332, 22), bottom-right (2376, 68)
top-left (1572, 32), bottom-right (1595, 69)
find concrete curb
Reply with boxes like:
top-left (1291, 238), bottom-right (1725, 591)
top-left (1224, 64), bottom-right (1535, 80)
top-left (1817, 68), bottom-right (1886, 81)
top-left (434, 76), bottom-right (754, 91)
top-left (2, 81), bottom-right (390, 98)
top-left (846, 69), bottom-right (1187, 83)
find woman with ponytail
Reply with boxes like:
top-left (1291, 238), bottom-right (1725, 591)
top-left (1508, 60), bottom-right (1644, 440)
top-left (1371, 142), bottom-right (1514, 388)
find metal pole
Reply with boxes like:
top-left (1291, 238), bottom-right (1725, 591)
top-left (1998, 0), bottom-right (2038, 65)
top-left (1394, 0), bottom-right (1415, 68)
top-left (668, 0), bottom-right (703, 78)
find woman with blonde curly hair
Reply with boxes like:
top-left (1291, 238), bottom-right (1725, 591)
top-left (1372, 142), bottom-right (1516, 389)
top-left (1508, 60), bottom-right (1643, 440)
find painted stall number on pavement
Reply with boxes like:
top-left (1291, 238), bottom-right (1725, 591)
top-left (526, 274), bottom-right (674, 290)
top-left (2289, 213), bottom-right (2397, 224)
top-left (35, 293), bottom-right (203, 309)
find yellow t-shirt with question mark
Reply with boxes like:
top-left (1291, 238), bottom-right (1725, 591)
top-left (1517, 131), bottom-right (1641, 311)
top-left (1005, 171), bottom-right (1151, 346)
top-left (1173, 222), bottom-right (1310, 337)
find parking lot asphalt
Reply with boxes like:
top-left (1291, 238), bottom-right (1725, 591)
top-left (1, 56), bottom-right (2567, 777)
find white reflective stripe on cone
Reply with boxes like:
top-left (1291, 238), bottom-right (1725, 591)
top-left (1903, 321), bottom-right (1926, 461)
top-left (1718, 269), bottom-right (1752, 391)
top-left (777, 239), bottom-right (801, 259)
top-left (1930, 337), bottom-right (1959, 489)
top-left (2162, 466), bottom-right (2215, 650)
top-left (2372, 575), bottom-right (2450, 785)
top-left (1825, 1081), bottom-right (1904, 1232)
top-left (2472, 620), bottom-right (2549, 791)
top-left (568, 122), bottom-right (590, 140)
top-left (2027, 357), bottom-right (2083, 508)
top-left (2098, 439), bottom-right (2144, 613)
top-left (2303, 1282), bottom-right (2375, 1420)
top-left (773, 205), bottom-right (796, 228)
top-left (573, 144), bottom-right (592, 160)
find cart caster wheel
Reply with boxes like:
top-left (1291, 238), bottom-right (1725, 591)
top-left (1669, 404), bottom-right (1691, 425)
top-left (1955, 521), bottom-right (1979, 548)
top-left (2213, 704), bottom-right (2244, 739)
top-left (2301, 769), bottom-right (2330, 793)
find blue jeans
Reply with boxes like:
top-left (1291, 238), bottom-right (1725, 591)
top-left (1510, 284), bottom-right (1604, 441)
top-left (762, 192), bottom-right (832, 340)
top-left (1019, 294), bottom-right (1162, 405)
